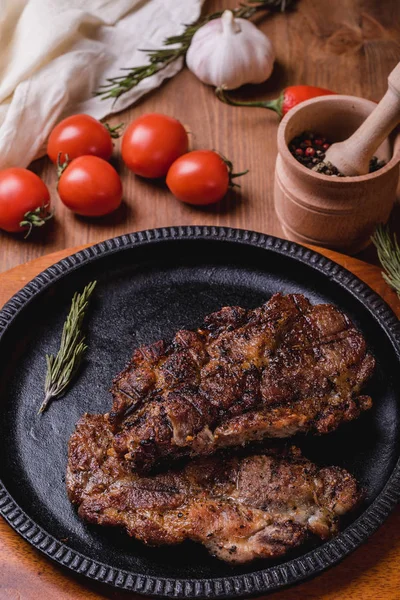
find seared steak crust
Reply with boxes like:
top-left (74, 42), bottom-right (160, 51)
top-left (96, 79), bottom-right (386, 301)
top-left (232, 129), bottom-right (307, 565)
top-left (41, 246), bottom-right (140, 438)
top-left (110, 294), bottom-right (375, 472)
top-left (67, 414), bottom-right (361, 564)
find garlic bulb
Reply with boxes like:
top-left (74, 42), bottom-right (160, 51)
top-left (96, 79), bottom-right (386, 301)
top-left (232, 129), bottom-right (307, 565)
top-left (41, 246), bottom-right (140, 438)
top-left (186, 10), bottom-right (275, 90)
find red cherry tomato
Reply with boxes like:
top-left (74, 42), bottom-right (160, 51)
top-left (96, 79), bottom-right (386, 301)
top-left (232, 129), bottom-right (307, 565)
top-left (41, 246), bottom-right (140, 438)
top-left (166, 151), bottom-right (230, 205)
top-left (58, 156), bottom-right (122, 216)
top-left (47, 114), bottom-right (113, 164)
top-left (121, 113), bottom-right (188, 178)
top-left (0, 168), bottom-right (51, 234)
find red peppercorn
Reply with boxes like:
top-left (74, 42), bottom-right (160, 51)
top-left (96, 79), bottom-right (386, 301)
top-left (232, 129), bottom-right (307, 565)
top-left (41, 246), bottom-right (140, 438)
top-left (305, 147), bottom-right (315, 156)
top-left (303, 139), bottom-right (312, 147)
top-left (314, 139), bottom-right (323, 146)
top-left (323, 143), bottom-right (330, 150)
top-left (295, 148), bottom-right (304, 156)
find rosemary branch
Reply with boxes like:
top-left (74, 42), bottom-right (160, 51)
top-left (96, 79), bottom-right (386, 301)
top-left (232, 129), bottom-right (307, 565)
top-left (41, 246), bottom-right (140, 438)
top-left (371, 224), bottom-right (400, 297)
top-left (38, 281), bottom-right (97, 414)
top-left (96, 0), bottom-right (295, 101)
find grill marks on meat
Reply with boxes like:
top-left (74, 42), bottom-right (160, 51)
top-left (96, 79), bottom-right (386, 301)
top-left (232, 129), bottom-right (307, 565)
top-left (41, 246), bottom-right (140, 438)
top-left (67, 414), bottom-right (361, 564)
top-left (110, 294), bottom-right (375, 472)
top-left (67, 294), bottom-right (371, 563)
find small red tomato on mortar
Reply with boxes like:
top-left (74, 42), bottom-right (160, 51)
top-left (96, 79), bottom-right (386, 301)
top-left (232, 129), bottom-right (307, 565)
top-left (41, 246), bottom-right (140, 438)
top-left (0, 168), bottom-right (52, 235)
top-left (122, 113), bottom-right (189, 178)
top-left (216, 85), bottom-right (336, 118)
top-left (58, 156), bottom-right (122, 217)
top-left (166, 151), bottom-right (247, 205)
top-left (47, 114), bottom-right (119, 164)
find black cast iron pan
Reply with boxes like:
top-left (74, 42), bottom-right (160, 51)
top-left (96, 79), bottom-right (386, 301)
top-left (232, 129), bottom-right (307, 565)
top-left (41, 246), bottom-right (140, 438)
top-left (0, 226), bottom-right (399, 598)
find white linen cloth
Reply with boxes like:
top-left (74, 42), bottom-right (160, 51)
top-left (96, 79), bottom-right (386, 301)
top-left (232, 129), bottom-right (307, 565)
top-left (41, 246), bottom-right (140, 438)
top-left (0, 0), bottom-right (204, 169)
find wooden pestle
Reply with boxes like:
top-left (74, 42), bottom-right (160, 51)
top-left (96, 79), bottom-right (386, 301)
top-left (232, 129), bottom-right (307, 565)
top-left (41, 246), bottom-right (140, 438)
top-left (325, 62), bottom-right (400, 176)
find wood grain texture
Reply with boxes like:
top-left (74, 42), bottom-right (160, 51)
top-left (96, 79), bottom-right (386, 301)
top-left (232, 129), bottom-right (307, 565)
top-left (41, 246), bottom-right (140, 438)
top-left (274, 94), bottom-right (400, 253)
top-left (0, 245), bottom-right (399, 599)
top-left (1, 0), bottom-right (400, 273)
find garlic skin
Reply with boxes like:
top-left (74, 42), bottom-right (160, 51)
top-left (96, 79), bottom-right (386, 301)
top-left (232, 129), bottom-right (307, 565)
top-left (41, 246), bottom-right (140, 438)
top-left (186, 10), bottom-right (275, 90)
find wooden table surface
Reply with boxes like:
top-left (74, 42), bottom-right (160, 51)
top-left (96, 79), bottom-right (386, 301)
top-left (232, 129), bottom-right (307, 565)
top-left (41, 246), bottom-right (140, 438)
top-left (2, 0), bottom-right (400, 274)
top-left (1, 0), bottom-right (400, 598)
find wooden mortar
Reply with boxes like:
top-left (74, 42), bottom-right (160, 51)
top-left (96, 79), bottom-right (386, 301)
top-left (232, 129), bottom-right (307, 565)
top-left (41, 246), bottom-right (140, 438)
top-left (274, 95), bottom-right (400, 254)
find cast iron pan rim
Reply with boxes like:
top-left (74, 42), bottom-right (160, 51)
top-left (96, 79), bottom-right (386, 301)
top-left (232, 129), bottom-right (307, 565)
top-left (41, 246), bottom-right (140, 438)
top-left (0, 225), bottom-right (399, 599)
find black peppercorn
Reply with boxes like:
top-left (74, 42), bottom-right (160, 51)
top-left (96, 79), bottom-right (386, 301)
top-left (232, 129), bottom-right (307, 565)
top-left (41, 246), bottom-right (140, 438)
top-left (289, 131), bottom-right (386, 176)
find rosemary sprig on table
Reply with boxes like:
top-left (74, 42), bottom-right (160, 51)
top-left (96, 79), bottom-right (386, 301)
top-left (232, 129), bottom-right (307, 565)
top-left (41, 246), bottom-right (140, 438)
top-left (38, 281), bottom-right (97, 415)
top-left (96, 0), bottom-right (295, 101)
top-left (371, 225), bottom-right (400, 297)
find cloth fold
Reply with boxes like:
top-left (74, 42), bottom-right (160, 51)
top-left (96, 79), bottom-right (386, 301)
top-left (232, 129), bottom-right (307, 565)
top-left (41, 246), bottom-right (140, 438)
top-left (0, 0), bottom-right (204, 169)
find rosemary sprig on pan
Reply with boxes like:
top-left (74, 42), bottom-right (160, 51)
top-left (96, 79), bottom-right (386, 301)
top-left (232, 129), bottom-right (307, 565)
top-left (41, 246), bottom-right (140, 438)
top-left (96, 0), bottom-right (295, 101)
top-left (371, 225), bottom-right (400, 297)
top-left (38, 281), bottom-right (97, 415)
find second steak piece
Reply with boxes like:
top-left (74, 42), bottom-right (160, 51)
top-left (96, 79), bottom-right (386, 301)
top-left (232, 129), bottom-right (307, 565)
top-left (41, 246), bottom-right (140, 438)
top-left (111, 294), bottom-right (375, 472)
top-left (67, 414), bottom-right (362, 564)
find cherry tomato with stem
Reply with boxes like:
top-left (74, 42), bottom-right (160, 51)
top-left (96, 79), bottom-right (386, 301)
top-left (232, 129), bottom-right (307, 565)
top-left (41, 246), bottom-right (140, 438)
top-left (47, 114), bottom-right (123, 164)
top-left (166, 151), bottom-right (247, 205)
top-left (58, 156), bottom-right (122, 217)
top-left (121, 113), bottom-right (189, 178)
top-left (0, 168), bottom-right (52, 236)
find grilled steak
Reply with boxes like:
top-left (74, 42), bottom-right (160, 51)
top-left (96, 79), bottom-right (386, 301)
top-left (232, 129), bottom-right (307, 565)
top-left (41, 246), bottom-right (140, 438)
top-left (110, 293), bottom-right (375, 472)
top-left (67, 414), bottom-right (361, 564)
